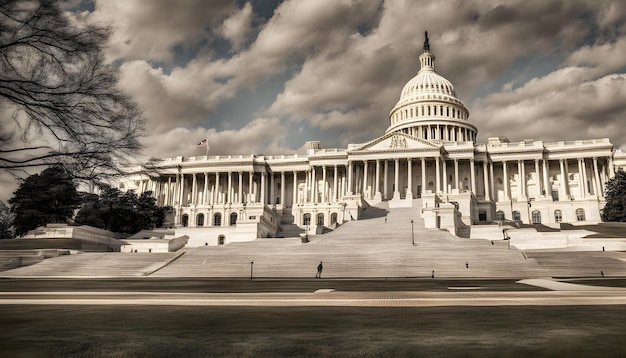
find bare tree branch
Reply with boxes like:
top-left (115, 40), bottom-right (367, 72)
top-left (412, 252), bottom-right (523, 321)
top-left (0, 0), bottom-right (145, 183)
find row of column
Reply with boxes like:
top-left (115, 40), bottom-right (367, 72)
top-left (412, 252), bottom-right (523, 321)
top-left (490, 157), bottom-right (608, 202)
top-left (153, 172), bottom-right (269, 207)
top-left (137, 156), bottom-right (611, 207)
top-left (395, 125), bottom-right (475, 142)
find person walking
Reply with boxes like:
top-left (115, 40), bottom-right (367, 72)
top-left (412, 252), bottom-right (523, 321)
top-left (316, 261), bottom-right (323, 278)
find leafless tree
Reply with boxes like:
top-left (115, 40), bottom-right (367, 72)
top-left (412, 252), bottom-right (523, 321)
top-left (0, 0), bottom-right (145, 183)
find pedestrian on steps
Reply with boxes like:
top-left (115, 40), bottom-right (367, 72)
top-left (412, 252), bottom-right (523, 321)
top-left (316, 261), bottom-right (323, 278)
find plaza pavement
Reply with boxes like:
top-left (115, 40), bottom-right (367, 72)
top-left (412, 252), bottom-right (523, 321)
top-left (0, 278), bottom-right (625, 307)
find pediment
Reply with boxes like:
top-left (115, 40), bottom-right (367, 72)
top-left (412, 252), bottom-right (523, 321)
top-left (349, 132), bottom-right (441, 153)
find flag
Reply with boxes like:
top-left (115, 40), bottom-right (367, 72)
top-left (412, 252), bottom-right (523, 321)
top-left (196, 139), bottom-right (207, 148)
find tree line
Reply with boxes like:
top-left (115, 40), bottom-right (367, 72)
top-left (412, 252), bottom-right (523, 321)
top-left (2, 167), bottom-right (169, 238)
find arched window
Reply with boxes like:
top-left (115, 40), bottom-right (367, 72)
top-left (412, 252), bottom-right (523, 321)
top-left (554, 210), bottom-right (562, 223)
top-left (303, 213), bottom-right (311, 226)
top-left (576, 208), bottom-right (586, 221)
top-left (230, 212), bottom-right (237, 226)
top-left (213, 213), bottom-right (222, 226)
top-left (316, 213), bottom-right (324, 226)
top-left (331, 213), bottom-right (338, 224)
top-left (513, 211), bottom-right (521, 221)
top-left (495, 210), bottom-right (505, 221)
top-left (181, 214), bottom-right (189, 227)
top-left (532, 210), bottom-right (541, 224)
top-left (196, 213), bottom-right (204, 227)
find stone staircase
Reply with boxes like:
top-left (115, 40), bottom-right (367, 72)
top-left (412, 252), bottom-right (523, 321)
top-left (5, 200), bottom-right (617, 278)
top-left (0, 252), bottom-right (181, 277)
top-left (152, 199), bottom-right (546, 278)
top-left (277, 212), bottom-right (305, 238)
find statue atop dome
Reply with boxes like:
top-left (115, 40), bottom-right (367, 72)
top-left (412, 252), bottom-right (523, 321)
top-left (423, 31), bottom-right (430, 52)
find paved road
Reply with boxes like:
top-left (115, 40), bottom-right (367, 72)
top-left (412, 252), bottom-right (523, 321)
top-left (2, 289), bottom-right (626, 307)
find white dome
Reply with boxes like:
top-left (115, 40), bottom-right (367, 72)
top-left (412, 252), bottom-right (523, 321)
top-left (386, 31), bottom-right (477, 142)
top-left (397, 69), bottom-right (457, 104)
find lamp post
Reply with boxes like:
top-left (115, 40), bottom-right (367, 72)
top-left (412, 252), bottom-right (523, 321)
top-left (411, 219), bottom-right (415, 246)
top-left (250, 261), bottom-right (254, 280)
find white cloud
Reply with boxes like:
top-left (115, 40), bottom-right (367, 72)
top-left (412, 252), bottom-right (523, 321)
top-left (472, 71), bottom-right (626, 146)
top-left (142, 117), bottom-right (294, 159)
top-left (82, 0), bottom-right (626, 154)
top-left (87, 0), bottom-right (235, 62)
top-left (566, 36), bottom-right (626, 75)
top-left (221, 2), bottom-right (255, 51)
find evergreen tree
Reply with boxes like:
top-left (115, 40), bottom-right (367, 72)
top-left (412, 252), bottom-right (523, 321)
top-left (0, 201), bottom-right (15, 239)
top-left (602, 170), bottom-right (626, 222)
top-left (74, 185), bottom-right (168, 234)
top-left (9, 167), bottom-right (81, 236)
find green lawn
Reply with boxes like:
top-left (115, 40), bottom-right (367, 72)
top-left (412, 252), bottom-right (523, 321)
top-left (1, 305), bottom-right (625, 357)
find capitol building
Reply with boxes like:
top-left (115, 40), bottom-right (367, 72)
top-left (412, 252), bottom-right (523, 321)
top-left (123, 33), bottom-right (626, 246)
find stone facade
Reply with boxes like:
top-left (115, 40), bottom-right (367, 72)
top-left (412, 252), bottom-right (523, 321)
top-left (119, 34), bottom-right (621, 245)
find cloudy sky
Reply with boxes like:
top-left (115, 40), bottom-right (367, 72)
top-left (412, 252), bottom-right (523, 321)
top-left (2, 0), bottom-right (626, 200)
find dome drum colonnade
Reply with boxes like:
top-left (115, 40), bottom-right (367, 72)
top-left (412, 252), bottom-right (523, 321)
top-left (123, 32), bottom-right (622, 244)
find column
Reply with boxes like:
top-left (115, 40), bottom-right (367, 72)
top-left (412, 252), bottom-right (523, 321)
top-left (362, 161), bottom-right (368, 199)
top-left (347, 161), bottom-right (353, 195)
top-left (503, 161), bottom-right (509, 201)
top-left (580, 159), bottom-right (588, 196)
top-left (322, 166), bottom-right (327, 202)
top-left (593, 157), bottom-right (602, 196)
top-left (534, 159), bottom-right (541, 199)
top-left (238, 172), bottom-right (243, 204)
top-left (270, 172), bottom-right (275, 205)
top-left (165, 177), bottom-right (171, 206)
top-left (375, 160), bottom-right (380, 198)
top-left (442, 158), bottom-right (448, 194)
top-left (293, 171), bottom-right (298, 205)
top-left (248, 172), bottom-right (253, 203)
top-left (304, 170), bottom-right (309, 203)
top-left (228, 172), bottom-right (233, 204)
top-left (565, 160), bottom-right (571, 198)
top-left (280, 171), bottom-right (286, 206)
top-left (215, 172), bottom-right (220, 204)
top-left (421, 158), bottom-right (426, 195)
top-left (260, 172), bottom-right (266, 205)
top-left (383, 160), bottom-right (389, 198)
top-left (333, 165), bottom-right (338, 201)
top-left (559, 159), bottom-right (567, 200)
top-left (393, 158), bottom-right (400, 198)
top-left (517, 160), bottom-right (523, 199)
top-left (609, 157), bottom-right (615, 177)
top-left (179, 174), bottom-right (185, 206)
top-left (489, 161), bottom-right (495, 200)
top-left (311, 166), bottom-right (317, 203)
top-left (435, 157), bottom-right (441, 193)
top-left (454, 158), bottom-right (459, 190)
top-left (543, 160), bottom-right (550, 198)
top-left (407, 158), bottom-right (413, 198)
top-left (470, 159), bottom-right (476, 194)
top-left (578, 159), bottom-right (585, 198)
top-left (482, 161), bottom-right (490, 200)
top-left (191, 173), bottom-right (197, 205)
top-left (203, 173), bottom-right (209, 204)
top-left (521, 160), bottom-right (527, 199)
